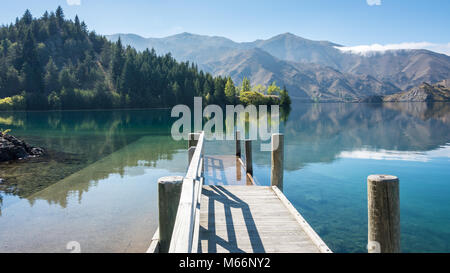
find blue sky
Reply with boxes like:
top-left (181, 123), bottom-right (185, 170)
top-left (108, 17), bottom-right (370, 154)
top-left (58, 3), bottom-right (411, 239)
top-left (1, 0), bottom-right (449, 53)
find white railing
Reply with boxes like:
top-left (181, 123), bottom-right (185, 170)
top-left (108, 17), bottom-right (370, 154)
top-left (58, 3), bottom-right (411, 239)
top-left (168, 132), bottom-right (204, 253)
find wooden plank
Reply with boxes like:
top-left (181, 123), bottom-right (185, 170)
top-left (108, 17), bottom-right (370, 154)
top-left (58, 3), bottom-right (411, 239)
top-left (271, 186), bottom-right (332, 253)
top-left (198, 185), bottom-right (331, 253)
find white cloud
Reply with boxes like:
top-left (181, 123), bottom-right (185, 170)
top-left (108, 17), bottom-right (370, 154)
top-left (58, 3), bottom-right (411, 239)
top-left (335, 42), bottom-right (450, 56)
top-left (367, 0), bottom-right (382, 6)
top-left (67, 0), bottom-right (81, 6)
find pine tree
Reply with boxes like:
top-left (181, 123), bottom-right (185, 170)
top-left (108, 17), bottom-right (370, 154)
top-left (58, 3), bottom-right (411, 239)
top-left (21, 10), bottom-right (33, 25)
top-left (280, 85), bottom-right (291, 107)
top-left (44, 57), bottom-right (59, 93)
top-left (224, 77), bottom-right (236, 104)
top-left (55, 6), bottom-right (64, 26)
top-left (203, 80), bottom-right (212, 99)
top-left (241, 77), bottom-right (251, 93)
top-left (213, 77), bottom-right (226, 105)
top-left (74, 15), bottom-right (81, 35)
top-left (21, 30), bottom-right (43, 94)
top-left (111, 38), bottom-right (125, 87)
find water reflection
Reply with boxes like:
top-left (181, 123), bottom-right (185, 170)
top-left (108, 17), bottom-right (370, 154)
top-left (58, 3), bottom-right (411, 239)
top-left (339, 144), bottom-right (450, 162)
top-left (0, 102), bottom-right (449, 252)
top-left (0, 110), bottom-right (177, 198)
top-left (279, 102), bottom-right (450, 170)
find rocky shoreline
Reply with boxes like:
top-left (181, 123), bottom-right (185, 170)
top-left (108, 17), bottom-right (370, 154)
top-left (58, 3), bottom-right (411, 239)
top-left (362, 80), bottom-right (450, 103)
top-left (0, 132), bottom-right (45, 162)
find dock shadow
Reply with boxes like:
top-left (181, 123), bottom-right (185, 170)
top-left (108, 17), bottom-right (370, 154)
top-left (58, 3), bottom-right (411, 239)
top-left (198, 185), bottom-right (265, 253)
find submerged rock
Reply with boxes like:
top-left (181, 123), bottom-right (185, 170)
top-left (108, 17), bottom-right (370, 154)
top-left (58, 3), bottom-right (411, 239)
top-left (0, 132), bottom-right (45, 162)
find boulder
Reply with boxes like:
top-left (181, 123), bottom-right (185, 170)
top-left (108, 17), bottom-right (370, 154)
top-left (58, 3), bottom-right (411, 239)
top-left (0, 132), bottom-right (45, 162)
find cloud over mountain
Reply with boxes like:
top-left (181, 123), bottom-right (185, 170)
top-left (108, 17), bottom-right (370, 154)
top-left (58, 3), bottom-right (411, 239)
top-left (336, 42), bottom-right (450, 56)
top-left (67, 0), bottom-right (81, 6)
top-left (366, 0), bottom-right (382, 6)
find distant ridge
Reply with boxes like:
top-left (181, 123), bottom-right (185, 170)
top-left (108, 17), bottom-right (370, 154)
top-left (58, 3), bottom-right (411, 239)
top-left (106, 32), bottom-right (450, 102)
top-left (383, 80), bottom-right (450, 102)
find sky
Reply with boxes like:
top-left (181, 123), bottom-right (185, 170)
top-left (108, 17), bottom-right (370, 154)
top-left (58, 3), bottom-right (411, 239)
top-left (1, 0), bottom-right (450, 55)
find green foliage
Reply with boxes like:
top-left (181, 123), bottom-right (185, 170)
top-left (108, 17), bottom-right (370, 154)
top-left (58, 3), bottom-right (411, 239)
top-left (241, 77), bottom-right (251, 93)
top-left (0, 7), bottom-right (291, 110)
top-left (267, 81), bottom-right (281, 95)
top-left (224, 77), bottom-right (236, 104)
top-left (0, 94), bottom-right (26, 111)
top-left (0, 128), bottom-right (11, 134)
top-left (240, 91), bottom-right (280, 106)
top-left (47, 91), bottom-right (61, 109)
top-left (280, 86), bottom-right (292, 107)
top-left (253, 84), bottom-right (267, 94)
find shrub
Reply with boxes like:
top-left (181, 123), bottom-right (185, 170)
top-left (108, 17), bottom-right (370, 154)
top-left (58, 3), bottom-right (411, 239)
top-left (0, 94), bottom-right (26, 111)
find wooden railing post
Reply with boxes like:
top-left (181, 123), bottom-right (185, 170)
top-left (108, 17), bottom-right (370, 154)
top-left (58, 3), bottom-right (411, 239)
top-left (271, 133), bottom-right (284, 192)
top-left (170, 132), bottom-right (205, 253)
top-left (236, 131), bottom-right (241, 158)
top-left (367, 175), bottom-right (400, 253)
top-left (245, 140), bottom-right (253, 176)
top-left (158, 176), bottom-right (183, 253)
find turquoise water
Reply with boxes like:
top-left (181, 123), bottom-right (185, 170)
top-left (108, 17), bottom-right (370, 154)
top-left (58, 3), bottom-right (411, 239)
top-left (0, 102), bottom-right (449, 252)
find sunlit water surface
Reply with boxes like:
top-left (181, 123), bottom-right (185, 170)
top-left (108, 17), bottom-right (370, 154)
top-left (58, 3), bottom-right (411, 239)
top-left (0, 102), bottom-right (449, 253)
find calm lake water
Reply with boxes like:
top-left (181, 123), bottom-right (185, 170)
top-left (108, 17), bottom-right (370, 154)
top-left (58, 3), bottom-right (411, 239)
top-left (0, 102), bottom-right (449, 253)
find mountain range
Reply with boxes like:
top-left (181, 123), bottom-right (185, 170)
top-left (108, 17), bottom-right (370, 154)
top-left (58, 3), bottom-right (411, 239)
top-left (106, 32), bottom-right (450, 102)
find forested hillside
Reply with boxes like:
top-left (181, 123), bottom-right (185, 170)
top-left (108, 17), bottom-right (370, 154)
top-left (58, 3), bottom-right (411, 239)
top-left (0, 7), bottom-right (290, 110)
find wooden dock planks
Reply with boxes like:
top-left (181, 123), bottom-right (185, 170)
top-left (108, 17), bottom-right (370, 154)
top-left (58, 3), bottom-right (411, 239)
top-left (197, 185), bottom-right (331, 253)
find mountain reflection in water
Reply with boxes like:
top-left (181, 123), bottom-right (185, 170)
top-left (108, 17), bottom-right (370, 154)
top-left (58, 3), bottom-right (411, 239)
top-left (0, 102), bottom-right (449, 252)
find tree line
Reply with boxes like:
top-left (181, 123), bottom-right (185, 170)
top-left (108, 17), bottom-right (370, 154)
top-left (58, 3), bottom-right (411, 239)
top-left (0, 7), bottom-right (290, 111)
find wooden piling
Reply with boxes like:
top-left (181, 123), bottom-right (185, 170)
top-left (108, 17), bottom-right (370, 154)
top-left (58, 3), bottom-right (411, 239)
top-left (188, 133), bottom-right (200, 149)
top-left (367, 175), bottom-right (400, 253)
top-left (271, 134), bottom-right (284, 192)
top-left (236, 131), bottom-right (241, 158)
top-left (188, 147), bottom-right (196, 165)
top-left (245, 140), bottom-right (253, 176)
top-left (158, 176), bottom-right (184, 253)
top-left (236, 157), bottom-right (241, 181)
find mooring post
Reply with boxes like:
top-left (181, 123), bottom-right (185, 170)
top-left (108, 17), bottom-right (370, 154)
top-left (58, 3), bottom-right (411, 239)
top-left (367, 175), bottom-right (400, 253)
top-left (188, 132), bottom-right (200, 165)
top-left (158, 176), bottom-right (184, 253)
top-left (245, 140), bottom-right (253, 176)
top-left (236, 131), bottom-right (241, 158)
top-left (188, 147), bottom-right (196, 165)
top-left (271, 133), bottom-right (284, 192)
top-left (188, 133), bottom-right (200, 149)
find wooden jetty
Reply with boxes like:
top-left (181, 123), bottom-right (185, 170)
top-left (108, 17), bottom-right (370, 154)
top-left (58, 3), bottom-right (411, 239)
top-left (148, 131), bottom-right (400, 253)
